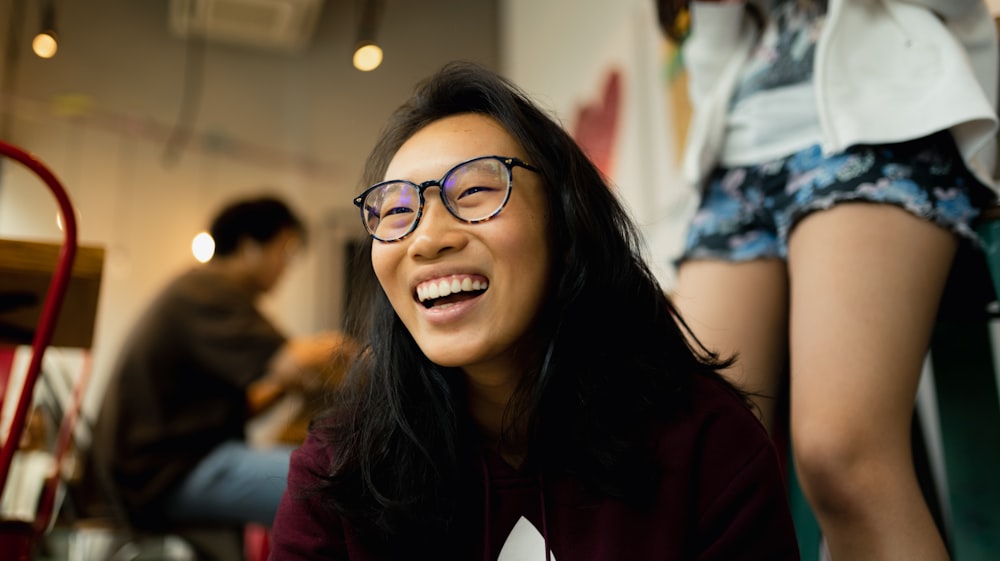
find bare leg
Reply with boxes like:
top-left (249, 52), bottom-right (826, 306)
top-left (674, 258), bottom-right (788, 432)
top-left (787, 203), bottom-right (954, 560)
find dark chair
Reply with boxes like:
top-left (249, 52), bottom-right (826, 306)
top-left (65, 439), bottom-right (246, 561)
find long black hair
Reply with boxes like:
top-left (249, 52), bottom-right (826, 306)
top-left (316, 61), bottom-right (735, 547)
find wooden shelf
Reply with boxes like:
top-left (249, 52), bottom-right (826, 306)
top-left (0, 238), bottom-right (104, 349)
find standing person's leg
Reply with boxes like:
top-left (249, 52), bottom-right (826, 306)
top-left (164, 441), bottom-right (295, 527)
top-left (673, 163), bottom-right (792, 432)
top-left (787, 203), bottom-right (955, 560)
top-left (674, 259), bottom-right (788, 431)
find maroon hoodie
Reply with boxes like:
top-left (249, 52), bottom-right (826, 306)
top-left (269, 374), bottom-right (800, 560)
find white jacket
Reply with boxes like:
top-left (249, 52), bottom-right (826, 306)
top-left (682, 0), bottom-right (999, 194)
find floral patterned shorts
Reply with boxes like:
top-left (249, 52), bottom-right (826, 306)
top-left (681, 131), bottom-right (996, 262)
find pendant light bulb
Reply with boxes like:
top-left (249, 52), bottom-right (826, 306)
top-left (352, 0), bottom-right (383, 72)
top-left (33, 2), bottom-right (58, 59)
top-left (33, 31), bottom-right (58, 58)
top-left (353, 42), bottom-right (383, 72)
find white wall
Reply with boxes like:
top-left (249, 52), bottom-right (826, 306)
top-left (501, 0), bottom-right (694, 288)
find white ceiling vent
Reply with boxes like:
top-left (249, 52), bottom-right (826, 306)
top-left (169, 0), bottom-right (325, 53)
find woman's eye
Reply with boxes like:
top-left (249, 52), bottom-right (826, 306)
top-left (456, 185), bottom-right (494, 200)
top-left (381, 206), bottom-right (414, 218)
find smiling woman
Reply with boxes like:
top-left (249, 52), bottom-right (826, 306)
top-left (268, 61), bottom-right (801, 561)
top-left (371, 114), bottom-right (552, 382)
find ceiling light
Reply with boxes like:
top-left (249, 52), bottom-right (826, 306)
top-left (32, 1), bottom-right (58, 59)
top-left (352, 0), bottom-right (382, 72)
top-left (353, 41), bottom-right (382, 72)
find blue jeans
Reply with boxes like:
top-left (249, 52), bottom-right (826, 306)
top-left (162, 440), bottom-right (295, 526)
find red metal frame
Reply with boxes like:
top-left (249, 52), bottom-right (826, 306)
top-left (0, 140), bottom-right (78, 550)
top-left (35, 352), bottom-right (93, 533)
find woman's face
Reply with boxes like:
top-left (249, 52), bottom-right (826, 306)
top-left (371, 113), bottom-right (552, 381)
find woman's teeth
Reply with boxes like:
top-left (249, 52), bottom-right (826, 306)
top-left (417, 277), bottom-right (488, 303)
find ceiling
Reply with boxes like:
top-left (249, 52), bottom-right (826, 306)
top-left (0, 0), bottom-right (501, 203)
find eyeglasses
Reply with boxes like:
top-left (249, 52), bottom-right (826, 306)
top-left (354, 155), bottom-right (539, 242)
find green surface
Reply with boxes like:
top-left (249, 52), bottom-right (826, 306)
top-left (787, 454), bottom-right (822, 561)
top-left (930, 320), bottom-right (1000, 561)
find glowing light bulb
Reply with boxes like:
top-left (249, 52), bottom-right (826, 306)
top-left (33, 31), bottom-right (58, 59)
top-left (353, 43), bottom-right (383, 72)
top-left (192, 232), bottom-right (215, 263)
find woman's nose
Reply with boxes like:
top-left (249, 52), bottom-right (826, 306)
top-left (407, 194), bottom-right (467, 259)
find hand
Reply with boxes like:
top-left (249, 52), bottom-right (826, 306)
top-left (286, 331), bottom-right (354, 370)
top-left (274, 331), bottom-right (360, 393)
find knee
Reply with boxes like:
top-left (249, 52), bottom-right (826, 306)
top-left (790, 425), bottom-right (889, 519)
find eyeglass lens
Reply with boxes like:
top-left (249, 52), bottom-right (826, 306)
top-left (362, 157), bottom-right (512, 241)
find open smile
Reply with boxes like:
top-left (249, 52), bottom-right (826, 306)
top-left (415, 274), bottom-right (489, 308)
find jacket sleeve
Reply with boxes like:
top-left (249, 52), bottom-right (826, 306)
top-left (683, 1), bottom-right (755, 105)
top-left (269, 435), bottom-right (348, 560)
top-left (694, 441), bottom-right (801, 561)
top-left (680, 1), bottom-right (760, 186)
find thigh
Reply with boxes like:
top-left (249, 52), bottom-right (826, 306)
top-left (674, 258), bottom-right (788, 430)
top-left (787, 203), bottom-right (957, 451)
top-left (164, 441), bottom-right (295, 526)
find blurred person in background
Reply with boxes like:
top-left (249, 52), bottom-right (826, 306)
top-left (91, 195), bottom-right (352, 537)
